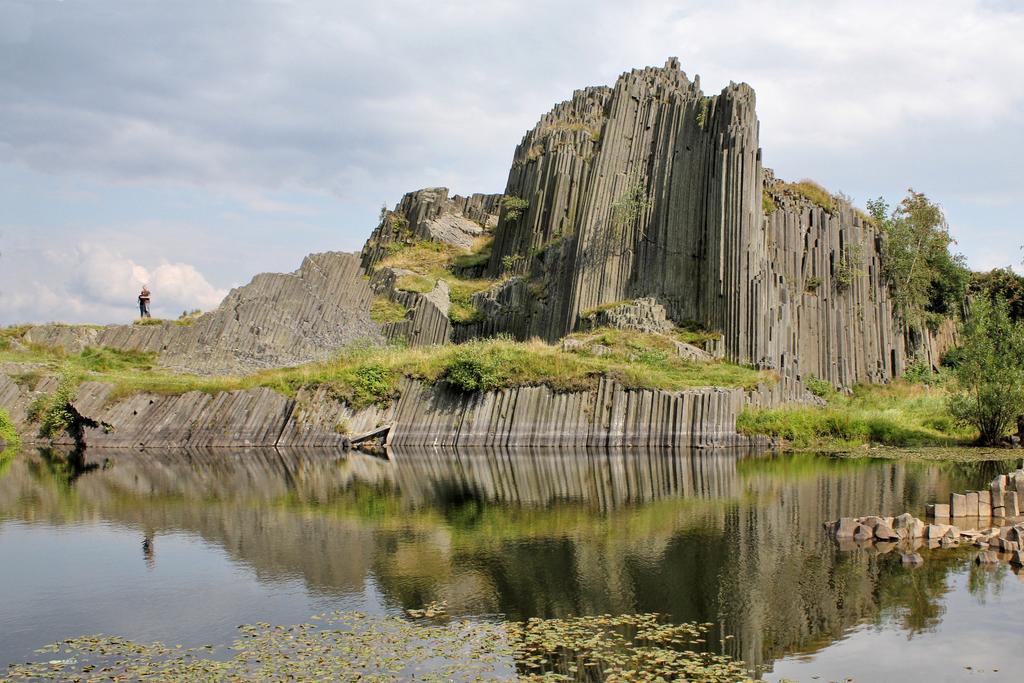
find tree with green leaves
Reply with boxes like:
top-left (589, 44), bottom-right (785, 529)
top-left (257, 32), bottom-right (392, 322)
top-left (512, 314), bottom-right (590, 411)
top-left (948, 296), bottom-right (1024, 445)
top-left (867, 190), bottom-right (969, 326)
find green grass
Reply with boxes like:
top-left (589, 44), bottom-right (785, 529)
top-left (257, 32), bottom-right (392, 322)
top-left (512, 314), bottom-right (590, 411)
top-left (393, 274), bottom-right (435, 294)
top-left (0, 408), bottom-right (19, 448)
top-left (737, 382), bottom-right (974, 449)
top-left (377, 238), bottom-right (500, 324)
top-left (779, 179), bottom-right (835, 213)
top-left (369, 297), bottom-right (409, 324)
top-left (3, 330), bottom-right (772, 413)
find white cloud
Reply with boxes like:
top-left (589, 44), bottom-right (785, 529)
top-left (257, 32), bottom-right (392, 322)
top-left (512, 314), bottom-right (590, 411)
top-left (1, 0), bottom-right (1023, 324)
top-left (0, 241), bottom-right (227, 325)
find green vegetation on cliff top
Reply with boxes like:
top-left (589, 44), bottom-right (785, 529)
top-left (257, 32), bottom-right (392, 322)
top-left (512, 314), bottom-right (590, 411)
top-left (2, 327), bottom-right (771, 413)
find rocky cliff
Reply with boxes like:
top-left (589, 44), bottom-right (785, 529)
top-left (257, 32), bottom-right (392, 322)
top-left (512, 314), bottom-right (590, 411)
top-left (25, 251), bottom-right (381, 375)
top-left (3, 58), bottom-right (964, 448)
top-left (0, 371), bottom-right (770, 450)
top-left (452, 59), bottom-right (955, 392)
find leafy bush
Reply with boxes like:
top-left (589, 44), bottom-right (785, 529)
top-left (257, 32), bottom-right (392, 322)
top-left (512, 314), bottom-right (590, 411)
top-left (948, 296), bottom-right (1024, 445)
top-left (695, 97), bottom-right (711, 128)
top-left (868, 191), bottom-right (969, 324)
top-left (28, 373), bottom-right (80, 438)
top-left (332, 363), bottom-right (398, 409)
top-left (833, 243), bottom-right (864, 291)
top-left (442, 346), bottom-right (507, 392)
top-left (940, 346), bottom-right (964, 369)
top-left (903, 357), bottom-right (941, 386)
top-left (501, 254), bottom-right (524, 271)
top-left (501, 196), bottom-right (529, 223)
top-left (610, 179), bottom-right (651, 232)
top-left (804, 376), bottom-right (834, 399)
top-left (0, 408), bottom-right (19, 448)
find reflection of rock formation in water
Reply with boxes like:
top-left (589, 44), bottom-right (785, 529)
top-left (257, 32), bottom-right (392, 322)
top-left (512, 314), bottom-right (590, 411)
top-left (386, 446), bottom-right (758, 510)
top-left (0, 447), bottom-right (997, 675)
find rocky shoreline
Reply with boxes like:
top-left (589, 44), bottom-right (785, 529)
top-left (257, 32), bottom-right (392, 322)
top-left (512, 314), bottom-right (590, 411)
top-left (825, 468), bottom-right (1024, 570)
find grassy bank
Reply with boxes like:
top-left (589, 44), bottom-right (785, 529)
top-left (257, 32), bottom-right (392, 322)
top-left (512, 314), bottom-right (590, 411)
top-left (2, 328), bottom-right (772, 413)
top-left (737, 381), bottom-right (975, 450)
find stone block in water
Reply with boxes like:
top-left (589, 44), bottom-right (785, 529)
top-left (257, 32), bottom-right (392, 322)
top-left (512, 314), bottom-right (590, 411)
top-left (950, 493), bottom-right (968, 517)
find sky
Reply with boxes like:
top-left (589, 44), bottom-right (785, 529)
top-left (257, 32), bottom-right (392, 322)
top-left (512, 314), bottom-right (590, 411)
top-left (1, 0), bottom-right (1022, 324)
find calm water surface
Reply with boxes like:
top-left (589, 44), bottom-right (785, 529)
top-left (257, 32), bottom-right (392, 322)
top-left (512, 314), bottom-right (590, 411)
top-left (1, 446), bottom-right (1021, 681)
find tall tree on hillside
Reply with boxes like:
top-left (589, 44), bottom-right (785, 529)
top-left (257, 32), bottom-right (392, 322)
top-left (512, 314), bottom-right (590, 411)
top-left (948, 296), bottom-right (1024, 445)
top-left (867, 190), bottom-right (969, 327)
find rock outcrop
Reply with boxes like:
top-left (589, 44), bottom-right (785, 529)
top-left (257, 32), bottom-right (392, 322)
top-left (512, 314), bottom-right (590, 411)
top-left (453, 59), bottom-right (956, 395)
top-left (26, 252), bottom-right (381, 375)
top-left (0, 371), bottom-right (769, 450)
top-left (3, 58), bottom-right (969, 447)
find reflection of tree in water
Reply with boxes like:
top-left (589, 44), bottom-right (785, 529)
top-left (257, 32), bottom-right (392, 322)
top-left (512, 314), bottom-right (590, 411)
top-left (30, 448), bottom-right (103, 490)
top-left (1, 446), bottom-right (1017, 677)
top-left (967, 559), bottom-right (1008, 603)
top-left (875, 552), bottom-right (960, 634)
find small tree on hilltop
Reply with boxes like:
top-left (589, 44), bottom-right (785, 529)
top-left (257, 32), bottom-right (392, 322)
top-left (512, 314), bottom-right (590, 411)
top-left (868, 190), bottom-right (969, 324)
top-left (948, 296), bottom-right (1024, 445)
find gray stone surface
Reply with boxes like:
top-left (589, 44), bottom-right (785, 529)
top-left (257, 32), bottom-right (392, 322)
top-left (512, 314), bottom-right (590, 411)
top-left (2, 373), bottom-right (769, 450)
top-left (901, 553), bottom-right (924, 567)
top-left (22, 252), bottom-right (383, 376)
top-left (1005, 491), bottom-right (1020, 517)
top-left (979, 490), bottom-right (992, 517)
top-left (459, 59), bottom-right (956, 397)
top-left (975, 551), bottom-right (1000, 565)
top-left (577, 298), bottom-right (676, 335)
top-left (835, 518), bottom-right (859, 539)
top-left (966, 491), bottom-right (979, 516)
top-left (950, 493), bottom-right (968, 517)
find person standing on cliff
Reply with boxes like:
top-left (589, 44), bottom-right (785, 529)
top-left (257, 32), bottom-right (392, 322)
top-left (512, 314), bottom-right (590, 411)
top-left (138, 286), bottom-right (151, 318)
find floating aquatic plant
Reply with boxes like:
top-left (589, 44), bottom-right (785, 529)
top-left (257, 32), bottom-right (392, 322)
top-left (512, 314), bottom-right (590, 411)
top-left (5, 612), bottom-right (751, 682)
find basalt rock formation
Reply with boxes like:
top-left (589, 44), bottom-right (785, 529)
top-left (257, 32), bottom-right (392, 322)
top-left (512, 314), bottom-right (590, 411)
top-left (453, 58), bottom-right (953, 392)
top-left (3, 58), bottom-right (962, 448)
top-left (25, 252), bottom-right (381, 375)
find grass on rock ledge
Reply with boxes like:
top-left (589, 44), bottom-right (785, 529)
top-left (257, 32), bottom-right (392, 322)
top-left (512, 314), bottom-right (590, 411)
top-left (377, 238), bottom-right (502, 325)
top-left (737, 381), bottom-right (975, 450)
top-left (1, 327), bottom-right (771, 412)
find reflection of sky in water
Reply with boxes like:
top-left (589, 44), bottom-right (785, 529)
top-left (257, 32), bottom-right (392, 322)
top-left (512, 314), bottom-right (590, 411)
top-left (768, 569), bottom-right (1024, 682)
top-left (0, 447), bottom-right (1023, 679)
top-left (0, 521), bottom-right (390, 663)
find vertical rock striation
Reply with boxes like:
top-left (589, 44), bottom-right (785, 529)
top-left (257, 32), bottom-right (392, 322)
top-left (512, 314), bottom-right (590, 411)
top-left (470, 58), bottom-right (956, 394)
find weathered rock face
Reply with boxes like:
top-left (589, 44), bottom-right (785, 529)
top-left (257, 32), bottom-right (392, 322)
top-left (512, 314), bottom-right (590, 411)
top-left (389, 378), bottom-right (764, 449)
top-left (26, 252), bottom-right (381, 375)
top-left (458, 59), bottom-right (956, 393)
top-left (577, 298), bottom-right (676, 335)
top-left (474, 59), bottom-right (756, 345)
top-left (0, 372), bottom-right (767, 450)
top-left (361, 187), bottom-right (501, 271)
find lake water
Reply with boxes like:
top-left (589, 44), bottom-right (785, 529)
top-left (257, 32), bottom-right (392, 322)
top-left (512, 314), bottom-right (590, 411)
top-left (1, 446), bottom-right (1022, 681)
